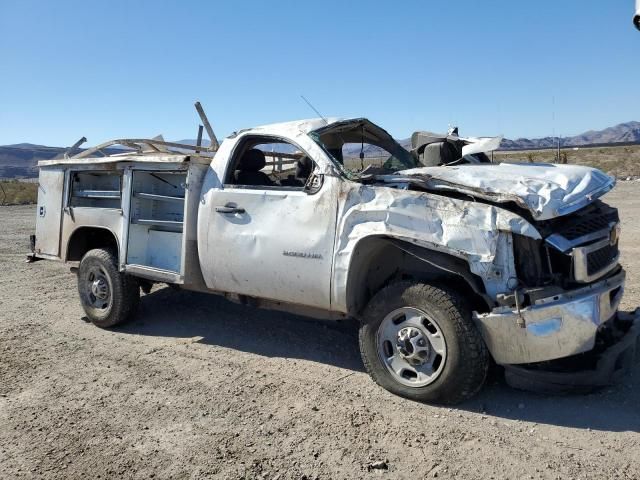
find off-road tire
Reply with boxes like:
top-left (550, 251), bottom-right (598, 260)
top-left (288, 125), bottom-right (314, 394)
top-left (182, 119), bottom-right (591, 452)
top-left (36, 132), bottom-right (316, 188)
top-left (77, 248), bottom-right (139, 328)
top-left (359, 281), bottom-right (489, 404)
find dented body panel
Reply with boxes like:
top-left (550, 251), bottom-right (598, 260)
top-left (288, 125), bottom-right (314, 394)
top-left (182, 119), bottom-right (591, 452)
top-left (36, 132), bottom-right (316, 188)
top-left (377, 163), bottom-right (615, 221)
top-left (330, 182), bottom-right (538, 312)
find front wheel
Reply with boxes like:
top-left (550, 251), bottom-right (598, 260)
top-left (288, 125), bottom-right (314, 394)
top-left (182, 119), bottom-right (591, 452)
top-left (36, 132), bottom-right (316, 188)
top-left (359, 281), bottom-right (489, 404)
top-left (77, 248), bottom-right (139, 328)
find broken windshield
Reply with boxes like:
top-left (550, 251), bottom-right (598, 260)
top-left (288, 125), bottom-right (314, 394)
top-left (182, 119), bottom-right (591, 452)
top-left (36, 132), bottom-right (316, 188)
top-left (309, 119), bottom-right (419, 179)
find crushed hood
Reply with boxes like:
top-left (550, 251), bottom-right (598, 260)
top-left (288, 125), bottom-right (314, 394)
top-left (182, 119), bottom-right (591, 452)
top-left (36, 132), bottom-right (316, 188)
top-left (377, 163), bottom-right (615, 220)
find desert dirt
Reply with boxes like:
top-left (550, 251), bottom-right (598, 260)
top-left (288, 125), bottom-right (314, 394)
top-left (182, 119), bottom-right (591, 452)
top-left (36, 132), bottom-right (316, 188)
top-left (1, 182), bottom-right (640, 479)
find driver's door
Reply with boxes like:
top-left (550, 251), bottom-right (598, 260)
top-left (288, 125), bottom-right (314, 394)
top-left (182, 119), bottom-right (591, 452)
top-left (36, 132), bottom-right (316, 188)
top-left (204, 137), bottom-right (339, 309)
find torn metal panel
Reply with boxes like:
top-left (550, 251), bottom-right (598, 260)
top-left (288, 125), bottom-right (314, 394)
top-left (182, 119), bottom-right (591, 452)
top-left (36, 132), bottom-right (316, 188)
top-left (331, 182), bottom-right (540, 311)
top-left (460, 136), bottom-right (503, 157)
top-left (376, 162), bottom-right (615, 220)
top-left (470, 232), bottom-right (517, 299)
top-left (474, 269), bottom-right (625, 364)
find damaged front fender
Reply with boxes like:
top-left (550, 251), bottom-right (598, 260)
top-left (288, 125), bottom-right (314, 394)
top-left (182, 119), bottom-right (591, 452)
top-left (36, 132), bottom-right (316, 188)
top-left (331, 183), bottom-right (541, 311)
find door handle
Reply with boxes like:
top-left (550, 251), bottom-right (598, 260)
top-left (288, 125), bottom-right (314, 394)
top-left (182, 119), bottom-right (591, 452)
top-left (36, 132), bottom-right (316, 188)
top-left (215, 205), bottom-right (245, 214)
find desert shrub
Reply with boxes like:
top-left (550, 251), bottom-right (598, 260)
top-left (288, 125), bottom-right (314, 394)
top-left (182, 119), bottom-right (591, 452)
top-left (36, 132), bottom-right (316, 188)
top-left (0, 181), bottom-right (38, 205)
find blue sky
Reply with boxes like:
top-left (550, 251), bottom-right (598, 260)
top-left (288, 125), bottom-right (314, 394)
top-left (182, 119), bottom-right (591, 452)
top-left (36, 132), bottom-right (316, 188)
top-left (0, 0), bottom-right (638, 146)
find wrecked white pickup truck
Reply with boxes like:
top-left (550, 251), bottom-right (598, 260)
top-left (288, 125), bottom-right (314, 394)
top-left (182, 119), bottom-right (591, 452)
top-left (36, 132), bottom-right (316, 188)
top-left (30, 105), bottom-right (639, 404)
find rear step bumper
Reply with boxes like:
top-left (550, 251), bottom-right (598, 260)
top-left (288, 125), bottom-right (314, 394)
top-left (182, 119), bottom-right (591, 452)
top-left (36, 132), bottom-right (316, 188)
top-left (26, 234), bottom-right (42, 263)
top-left (504, 310), bottom-right (640, 394)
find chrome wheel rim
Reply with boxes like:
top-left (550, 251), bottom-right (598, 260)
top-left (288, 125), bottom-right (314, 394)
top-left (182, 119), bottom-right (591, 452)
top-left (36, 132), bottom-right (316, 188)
top-left (84, 266), bottom-right (112, 311)
top-left (376, 307), bottom-right (447, 387)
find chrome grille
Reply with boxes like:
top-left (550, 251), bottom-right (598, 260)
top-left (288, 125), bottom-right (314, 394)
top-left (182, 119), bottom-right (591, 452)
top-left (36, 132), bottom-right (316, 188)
top-left (544, 202), bottom-right (620, 284)
top-left (571, 236), bottom-right (620, 283)
top-left (587, 243), bottom-right (619, 276)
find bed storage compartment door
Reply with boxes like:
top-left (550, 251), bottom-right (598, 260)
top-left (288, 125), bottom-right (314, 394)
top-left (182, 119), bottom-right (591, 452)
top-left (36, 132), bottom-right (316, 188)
top-left (35, 168), bottom-right (65, 256)
top-left (126, 170), bottom-right (186, 275)
top-left (148, 230), bottom-right (182, 272)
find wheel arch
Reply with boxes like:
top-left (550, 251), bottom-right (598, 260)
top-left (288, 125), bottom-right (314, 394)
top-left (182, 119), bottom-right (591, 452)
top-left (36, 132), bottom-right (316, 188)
top-left (344, 236), bottom-right (491, 317)
top-left (66, 226), bottom-right (120, 262)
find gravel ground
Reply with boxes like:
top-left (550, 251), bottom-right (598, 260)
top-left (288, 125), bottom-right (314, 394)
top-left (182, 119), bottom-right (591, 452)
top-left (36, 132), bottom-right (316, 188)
top-left (1, 182), bottom-right (640, 479)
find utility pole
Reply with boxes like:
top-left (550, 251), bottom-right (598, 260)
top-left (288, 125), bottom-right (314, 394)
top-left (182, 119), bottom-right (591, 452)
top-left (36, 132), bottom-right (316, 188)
top-left (552, 96), bottom-right (558, 162)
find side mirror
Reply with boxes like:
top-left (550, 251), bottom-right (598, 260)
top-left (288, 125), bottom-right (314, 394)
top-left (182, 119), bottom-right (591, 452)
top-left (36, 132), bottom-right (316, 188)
top-left (304, 173), bottom-right (324, 195)
top-left (635, 0), bottom-right (640, 30)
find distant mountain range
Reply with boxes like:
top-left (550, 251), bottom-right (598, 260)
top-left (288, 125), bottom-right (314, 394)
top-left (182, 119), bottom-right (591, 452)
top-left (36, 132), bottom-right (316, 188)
top-left (499, 121), bottom-right (640, 150)
top-left (2, 121), bottom-right (639, 178)
top-left (0, 143), bottom-right (123, 178)
top-left (0, 144), bottom-right (67, 178)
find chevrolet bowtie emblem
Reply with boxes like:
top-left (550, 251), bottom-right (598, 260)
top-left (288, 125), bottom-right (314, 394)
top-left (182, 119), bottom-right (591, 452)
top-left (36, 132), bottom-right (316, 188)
top-left (610, 223), bottom-right (621, 246)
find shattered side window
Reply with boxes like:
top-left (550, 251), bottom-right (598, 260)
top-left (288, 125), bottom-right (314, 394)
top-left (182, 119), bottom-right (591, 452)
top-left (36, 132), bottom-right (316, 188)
top-left (308, 132), bottom-right (357, 180)
top-left (340, 142), bottom-right (413, 173)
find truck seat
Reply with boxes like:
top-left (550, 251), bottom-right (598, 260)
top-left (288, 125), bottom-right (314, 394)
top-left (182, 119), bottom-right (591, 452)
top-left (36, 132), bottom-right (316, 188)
top-left (421, 141), bottom-right (460, 167)
top-left (234, 149), bottom-right (273, 186)
top-left (295, 157), bottom-right (313, 182)
top-left (279, 157), bottom-right (314, 187)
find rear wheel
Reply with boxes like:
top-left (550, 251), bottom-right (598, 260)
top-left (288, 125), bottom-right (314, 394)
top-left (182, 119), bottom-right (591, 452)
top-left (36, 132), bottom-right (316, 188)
top-left (359, 281), bottom-right (489, 404)
top-left (77, 248), bottom-right (139, 328)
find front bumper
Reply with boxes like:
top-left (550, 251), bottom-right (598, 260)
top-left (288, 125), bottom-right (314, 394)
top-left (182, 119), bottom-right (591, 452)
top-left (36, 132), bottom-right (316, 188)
top-left (504, 310), bottom-right (640, 393)
top-left (473, 269), bottom-right (626, 365)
